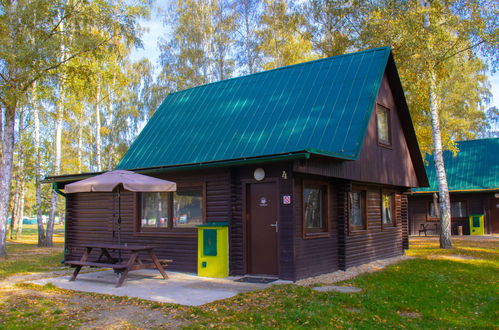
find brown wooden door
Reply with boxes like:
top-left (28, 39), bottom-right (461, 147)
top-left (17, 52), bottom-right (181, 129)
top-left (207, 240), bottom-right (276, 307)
top-left (247, 182), bottom-right (278, 276)
top-left (490, 199), bottom-right (499, 233)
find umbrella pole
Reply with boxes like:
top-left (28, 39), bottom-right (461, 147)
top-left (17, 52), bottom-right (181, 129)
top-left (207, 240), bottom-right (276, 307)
top-left (112, 190), bottom-right (116, 245)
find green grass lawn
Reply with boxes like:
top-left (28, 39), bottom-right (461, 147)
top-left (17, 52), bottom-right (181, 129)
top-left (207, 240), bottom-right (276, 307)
top-left (0, 224), bottom-right (65, 280)
top-left (187, 236), bottom-right (498, 328)
top-left (0, 233), bottom-right (497, 328)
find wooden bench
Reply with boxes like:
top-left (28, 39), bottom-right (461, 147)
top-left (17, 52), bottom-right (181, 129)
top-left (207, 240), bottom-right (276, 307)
top-left (65, 260), bottom-right (127, 269)
top-left (419, 224), bottom-right (429, 236)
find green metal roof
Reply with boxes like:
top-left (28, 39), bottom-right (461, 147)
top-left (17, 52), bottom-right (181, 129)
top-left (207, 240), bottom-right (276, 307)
top-left (117, 47), bottom-right (393, 170)
top-left (413, 138), bottom-right (499, 193)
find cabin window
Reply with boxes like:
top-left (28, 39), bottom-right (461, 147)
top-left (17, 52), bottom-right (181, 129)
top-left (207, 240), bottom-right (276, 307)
top-left (140, 192), bottom-right (170, 229)
top-left (173, 186), bottom-right (204, 228)
top-left (428, 201), bottom-right (467, 219)
top-left (381, 192), bottom-right (395, 226)
top-left (428, 201), bottom-right (440, 219)
top-left (451, 201), bottom-right (467, 218)
top-left (139, 184), bottom-right (205, 232)
top-left (303, 182), bottom-right (328, 236)
top-left (376, 104), bottom-right (391, 146)
top-left (349, 190), bottom-right (366, 231)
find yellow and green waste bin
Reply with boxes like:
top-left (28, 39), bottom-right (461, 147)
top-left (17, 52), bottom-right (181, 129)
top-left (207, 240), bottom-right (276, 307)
top-left (197, 222), bottom-right (229, 278)
top-left (469, 214), bottom-right (484, 235)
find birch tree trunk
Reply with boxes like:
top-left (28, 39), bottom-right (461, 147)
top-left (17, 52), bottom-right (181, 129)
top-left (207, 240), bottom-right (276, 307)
top-left (33, 86), bottom-right (46, 246)
top-left (429, 70), bottom-right (452, 248)
top-left (95, 77), bottom-right (102, 172)
top-left (9, 186), bottom-right (18, 240)
top-left (77, 111), bottom-right (83, 173)
top-left (0, 104), bottom-right (16, 257)
top-left (17, 180), bottom-right (25, 239)
top-left (420, 0), bottom-right (452, 248)
top-left (243, 0), bottom-right (255, 74)
top-left (11, 109), bottom-right (25, 239)
top-left (0, 106), bottom-right (3, 155)
top-left (107, 85), bottom-right (114, 171)
top-left (47, 86), bottom-right (64, 247)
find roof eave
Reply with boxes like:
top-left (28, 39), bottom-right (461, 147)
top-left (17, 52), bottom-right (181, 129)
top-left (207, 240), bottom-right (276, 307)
top-left (42, 151), bottom-right (312, 184)
top-left (385, 52), bottom-right (429, 187)
top-left (410, 187), bottom-right (499, 194)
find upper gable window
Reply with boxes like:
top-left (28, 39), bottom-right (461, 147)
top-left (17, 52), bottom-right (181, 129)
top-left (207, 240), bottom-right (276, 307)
top-left (376, 104), bottom-right (391, 146)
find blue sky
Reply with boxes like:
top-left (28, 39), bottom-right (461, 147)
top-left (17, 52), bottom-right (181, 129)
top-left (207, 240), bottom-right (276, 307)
top-left (131, 13), bottom-right (499, 110)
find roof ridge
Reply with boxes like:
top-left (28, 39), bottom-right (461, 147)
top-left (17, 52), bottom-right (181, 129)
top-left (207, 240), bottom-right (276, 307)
top-left (167, 47), bottom-right (392, 96)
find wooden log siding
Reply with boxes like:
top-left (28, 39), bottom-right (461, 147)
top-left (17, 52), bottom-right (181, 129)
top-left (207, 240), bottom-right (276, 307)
top-left (229, 168), bottom-right (244, 275)
top-left (336, 180), bottom-right (350, 270)
top-left (339, 185), bottom-right (404, 270)
top-left (65, 169), bottom-right (232, 273)
top-left (278, 167), bottom-right (295, 281)
top-left (294, 176), bottom-right (339, 280)
top-left (401, 194), bottom-right (409, 249)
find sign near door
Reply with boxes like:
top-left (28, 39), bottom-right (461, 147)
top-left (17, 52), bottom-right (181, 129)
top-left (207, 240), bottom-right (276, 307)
top-left (259, 197), bottom-right (269, 207)
top-left (282, 195), bottom-right (292, 205)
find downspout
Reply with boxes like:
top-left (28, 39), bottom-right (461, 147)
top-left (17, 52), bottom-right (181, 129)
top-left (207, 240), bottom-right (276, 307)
top-left (52, 182), bottom-right (66, 198)
top-left (52, 182), bottom-right (68, 262)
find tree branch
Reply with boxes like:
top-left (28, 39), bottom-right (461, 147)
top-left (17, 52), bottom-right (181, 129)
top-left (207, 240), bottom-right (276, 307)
top-left (435, 38), bottom-right (488, 67)
top-left (21, 36), bottom-right (115, 92)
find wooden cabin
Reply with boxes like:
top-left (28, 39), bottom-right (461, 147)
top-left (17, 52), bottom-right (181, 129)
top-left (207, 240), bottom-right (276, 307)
top-left (409, 138), bottom-right (499, 235)
top-left (46, 47), bottom-right (428, 281)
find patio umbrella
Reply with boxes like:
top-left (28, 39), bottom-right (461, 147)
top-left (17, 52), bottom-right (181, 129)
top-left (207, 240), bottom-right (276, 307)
top-left (64, 170), bottom-right (176, 247)
top-left (64, 170), bottom-right (176, 193)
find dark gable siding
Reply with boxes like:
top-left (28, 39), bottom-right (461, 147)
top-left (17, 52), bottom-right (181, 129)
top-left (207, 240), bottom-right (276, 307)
top-left (340, 185), bottom-right (405, 269)
top-left (294, 175), bottom-right (339, 280)
top-left (65, 169), bottom-right (232, 273)
top-left (293, 72), bottom-right (419, 188)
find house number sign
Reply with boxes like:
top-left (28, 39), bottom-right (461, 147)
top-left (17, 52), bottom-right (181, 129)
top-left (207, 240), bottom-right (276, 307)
top-left (282, 195), bottom-right (292, 205)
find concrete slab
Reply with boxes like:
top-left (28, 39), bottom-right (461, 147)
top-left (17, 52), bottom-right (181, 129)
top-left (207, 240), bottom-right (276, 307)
top-left (31, 270), bottom-right (291, 306)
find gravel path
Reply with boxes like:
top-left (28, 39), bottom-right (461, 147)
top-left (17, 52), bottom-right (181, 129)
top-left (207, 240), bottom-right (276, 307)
top-left (296, 255), bottom-right (412, 286)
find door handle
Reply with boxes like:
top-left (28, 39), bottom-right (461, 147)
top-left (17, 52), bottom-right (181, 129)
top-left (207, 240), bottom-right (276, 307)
top-left (270, 221), bottom-right (278, 232)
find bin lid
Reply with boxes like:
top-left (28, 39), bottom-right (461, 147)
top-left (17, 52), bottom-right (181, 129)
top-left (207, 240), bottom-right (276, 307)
top-left (196, 222), bottom-right (229, 228)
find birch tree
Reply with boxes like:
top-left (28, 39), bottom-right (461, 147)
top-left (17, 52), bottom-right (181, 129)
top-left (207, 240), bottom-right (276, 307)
top-left (0, 0), bottom-right (149, 256)
top-left (159, 0), bottom-right (237, 91)
top-left (235, 0), bottom-right (262, 74)
top-left (302, 0), bottom-right (362, 57)
top-left (258, 0), bottom-right (315, 70)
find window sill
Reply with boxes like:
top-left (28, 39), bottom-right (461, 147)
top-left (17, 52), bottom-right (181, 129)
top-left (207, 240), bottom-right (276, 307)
top-left (133, 231), bottom-right (197, 238)
top-left (302, 232), bottom-right (330, 239)
top-left (377, 141), bottom-right (392, 149)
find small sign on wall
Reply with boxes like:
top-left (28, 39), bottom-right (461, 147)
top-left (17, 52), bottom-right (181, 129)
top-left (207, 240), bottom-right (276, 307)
top-left (282, 195), bottom-right (292, 205)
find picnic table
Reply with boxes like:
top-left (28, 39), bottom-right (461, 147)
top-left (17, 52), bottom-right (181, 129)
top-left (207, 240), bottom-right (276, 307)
top-left (65, 244), bottom-right (172, 287)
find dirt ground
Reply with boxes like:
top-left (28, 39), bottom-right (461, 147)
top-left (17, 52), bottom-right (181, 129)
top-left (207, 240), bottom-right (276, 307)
top-left (0, 272), bottom-right (189, 329)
